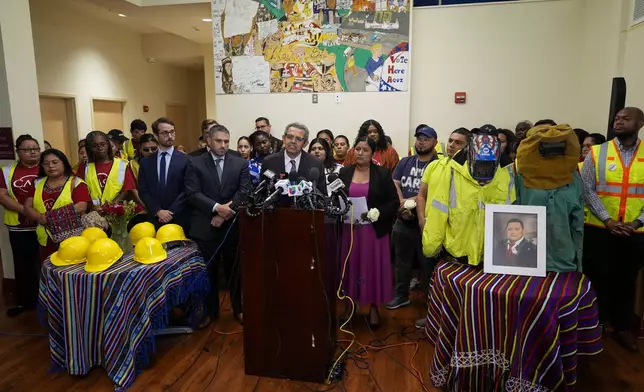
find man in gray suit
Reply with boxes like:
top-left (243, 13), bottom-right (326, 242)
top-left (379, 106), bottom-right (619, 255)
top-left (185, 124), bottom-right (250, 324)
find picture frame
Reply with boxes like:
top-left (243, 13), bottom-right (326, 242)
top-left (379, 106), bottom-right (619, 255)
top-left (484, 204), bottom-right (547, 277)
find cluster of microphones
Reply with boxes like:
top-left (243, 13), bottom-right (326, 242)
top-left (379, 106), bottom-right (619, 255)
top-left (246, 168), bottom-right (352, 216)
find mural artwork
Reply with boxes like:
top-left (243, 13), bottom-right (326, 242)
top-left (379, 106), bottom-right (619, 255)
top-left (212, 0), bottom-right (410, 94)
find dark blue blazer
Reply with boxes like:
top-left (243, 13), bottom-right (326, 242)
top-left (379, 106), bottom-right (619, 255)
top-left (138, 149), bottom-right (191, 228)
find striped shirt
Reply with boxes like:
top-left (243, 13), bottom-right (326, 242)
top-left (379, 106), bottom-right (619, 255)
top-left (581, 138), bottom-right (644, 223)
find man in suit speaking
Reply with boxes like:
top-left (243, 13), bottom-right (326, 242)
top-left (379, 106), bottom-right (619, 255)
top-left (260, 122), bottom-right (326, 203)
top-left (138, 117), bottom-right (191, 230)
top-left (185, 124), bottom-right (250, 324)
top-left (493, 217), bottom-right (538, 268)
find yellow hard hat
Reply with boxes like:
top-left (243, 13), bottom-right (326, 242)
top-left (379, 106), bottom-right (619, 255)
top-left (81, 227), bottom-right (108, 244)
top-left (156, 224), bottom-right (189, 244)
top-left (129, 222), bottom-right (156, 246)
top-left (85, 238), bottom-right (123, 273)
top-left (133, 237), bottom-right (167, 265)
top-left (51, 236), bottom-right (91, 267)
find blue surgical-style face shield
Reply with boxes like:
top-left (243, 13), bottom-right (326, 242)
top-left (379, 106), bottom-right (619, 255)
top-left (468, 133), bottom-right (501, 182)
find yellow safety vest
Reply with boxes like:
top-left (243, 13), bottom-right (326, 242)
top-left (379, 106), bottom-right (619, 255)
top-left (578, 161), bottom-right (591, 222)
top-left (85, 159), bottom-right (128, 206)
top-left (129, 159), bottom-right (140, 182)
top-left (409, 142), bottom-right (446, 157)
top-left (124, 139), bottom-right (136, 160)
top-left (423, 159), bottom-right (516, 266)
top-left (585, 140), bottom-right (644, 232)
top-left (2, 163), bottom-right (21, 226)
top-left (33, 177), bottom-right (85, 246)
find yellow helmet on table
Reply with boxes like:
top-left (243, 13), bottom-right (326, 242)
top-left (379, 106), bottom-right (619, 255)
top-left (133, 237), bottom-right (167, 265)
top-left (129, 222), bottom-right (156, 246)
top-left (51, 236), bottom-right (91, 267)
top-left (85, 238), bottom-right (123, 273)
top-left (156, 224), bottom-right (188, 244)
top-left (81, 227), bottom-right (108, 244)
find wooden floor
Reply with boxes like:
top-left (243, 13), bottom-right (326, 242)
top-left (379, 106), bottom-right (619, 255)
top-left (1, 291), bottom-right (644, 391)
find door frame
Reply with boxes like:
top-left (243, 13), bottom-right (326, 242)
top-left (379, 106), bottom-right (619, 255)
top-left (90, 96), bottom-right (127, 132)
top-left (39, 93), bottom-right (80, 163)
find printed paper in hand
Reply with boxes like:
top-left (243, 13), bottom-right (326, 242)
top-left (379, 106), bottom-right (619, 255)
top-left (343, 196), bottom-right (369, 225)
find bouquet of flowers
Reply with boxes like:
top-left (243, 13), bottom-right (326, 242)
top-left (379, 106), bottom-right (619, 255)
top-left (97, 201), bottom-right (145, 249)
top-left (359, 208), bottom-right (380, 224)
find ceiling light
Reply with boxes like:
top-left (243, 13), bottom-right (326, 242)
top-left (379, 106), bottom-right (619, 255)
top-left (202, 18), bottom-right (212, 22)
top-left (118, 13), bottom-right (127, 17)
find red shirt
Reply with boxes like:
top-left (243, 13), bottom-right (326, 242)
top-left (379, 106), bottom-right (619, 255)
top-left (0, 163), bottom-right (40, 227)
top-left (78, 161), bottom-right (136, 193)
top-left (41, 180), bottom-right (91, 211)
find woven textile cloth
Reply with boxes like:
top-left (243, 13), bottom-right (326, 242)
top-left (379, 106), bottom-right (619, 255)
top-left (425, 261), bottom-right (602, 392)
top-left (38, 243), bottom-right (209, 392)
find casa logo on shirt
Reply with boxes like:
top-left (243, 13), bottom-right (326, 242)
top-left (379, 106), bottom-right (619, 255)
top-left (13, 175), bottom-right (38, 193)
top-left (97, 173), bottom-right (108, 188)
top-left (44, 198), bottom-right (56, 211)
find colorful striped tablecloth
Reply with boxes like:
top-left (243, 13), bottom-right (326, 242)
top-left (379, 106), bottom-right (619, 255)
top-left (425, 261), bottom-right (602, 392)
top-left (38, 243), bottom-right (209, 392)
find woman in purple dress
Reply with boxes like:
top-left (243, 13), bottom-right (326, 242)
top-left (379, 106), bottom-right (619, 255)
top-left (338, 136), bottom-right (399, 328)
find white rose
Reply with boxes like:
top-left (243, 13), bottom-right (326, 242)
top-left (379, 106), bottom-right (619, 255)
top-left (367, 208), bottom-right (380, 222)
top-left (403, 199), bottom-right (416, 210)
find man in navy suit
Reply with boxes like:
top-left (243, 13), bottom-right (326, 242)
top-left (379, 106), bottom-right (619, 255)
top-left (138, 117), bottom-right (191, 230)
top-left (185, 124), bottom-right (250, 324)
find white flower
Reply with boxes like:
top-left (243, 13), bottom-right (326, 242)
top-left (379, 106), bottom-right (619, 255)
top-left (403, 199), bottom-right (416, 210)
top-left (366, 208), bottom-right (380, 222)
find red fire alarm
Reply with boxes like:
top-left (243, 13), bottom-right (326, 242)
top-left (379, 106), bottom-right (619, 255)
top-left (143, 105), bottom-right (149, 113)
top-left (455, 92), bottom-right (466, 104)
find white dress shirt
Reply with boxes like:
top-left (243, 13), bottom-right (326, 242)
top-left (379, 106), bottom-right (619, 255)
top-left (157, 145), bottom-right (174, 183)
top-left (284, 152), bottom-right (302, 173)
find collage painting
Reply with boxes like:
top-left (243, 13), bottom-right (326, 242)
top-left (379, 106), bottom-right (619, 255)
top-left (212, 0), bottom-right (411, 94)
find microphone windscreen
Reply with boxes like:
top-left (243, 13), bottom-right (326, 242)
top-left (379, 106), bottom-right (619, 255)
top-left (288, 171), bottom-right (299, 183)
top-left (308, 167), bottom-right (320, 182)
top-left (327, 172), bottom-right (339, 182)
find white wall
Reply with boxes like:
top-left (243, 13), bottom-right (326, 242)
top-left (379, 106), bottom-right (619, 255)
top-left (623, 23), bottom-right (644, 107)
top-left (30, 0), bottom-right (192, 138)
top-left (411, 0), bottom-right (583, 141)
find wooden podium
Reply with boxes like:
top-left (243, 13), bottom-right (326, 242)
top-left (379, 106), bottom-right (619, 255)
top-left (239, 208), bottom-right (338, 383)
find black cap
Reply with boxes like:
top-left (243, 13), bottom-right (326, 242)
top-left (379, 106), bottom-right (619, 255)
top-left (108, 129), bottom-right (128, 142)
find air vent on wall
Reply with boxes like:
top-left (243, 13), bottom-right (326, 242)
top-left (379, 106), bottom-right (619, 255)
top-left (633, 0), bottom-right (644, 26)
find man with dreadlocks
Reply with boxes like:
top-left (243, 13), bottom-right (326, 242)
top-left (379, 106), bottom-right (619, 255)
top-left (79, 130), bottom-right (136, 206)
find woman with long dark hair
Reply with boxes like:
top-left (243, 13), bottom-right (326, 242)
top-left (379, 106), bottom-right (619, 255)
top-left (338, 136), bottom-right (399, 328)
top-left (0, 135), bottom-right (42, 316)
top-left (237, 136), bottom-right (252, 160)
top-left (248, 130), bottom-right (273, 186)
top-left (23, 149), bottom-right (91, 261)
top-left (309, 138), bottom-right (342, 195)
top-left (343, 120), bottom-right (399, 170)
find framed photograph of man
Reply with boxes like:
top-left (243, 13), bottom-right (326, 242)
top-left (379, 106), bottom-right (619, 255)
top-left (484, 204), bottom-right (547, 277)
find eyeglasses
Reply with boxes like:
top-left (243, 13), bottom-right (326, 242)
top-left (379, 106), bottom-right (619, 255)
top-left (158, 130), bottom-right (176, 137)
top-left (42, 160), bottom-right (60, 167)
top-left (142, 147), bottom-right (158, 153)
top-left (18, 148), bottom-right (41, 153)
top-left (284, 134), bottom-right (306, 143)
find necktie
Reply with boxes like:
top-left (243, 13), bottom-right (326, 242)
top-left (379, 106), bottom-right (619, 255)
top-left (159, 152), bottom-right (167, 190)
top-left (506, 241), bottom-right (516, 257)
top-left (215, 158), bottom-right (223, 182)
top-left (289, 159), bottom-right (297, 175)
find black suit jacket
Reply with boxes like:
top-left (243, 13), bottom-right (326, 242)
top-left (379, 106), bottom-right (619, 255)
top-left (338, 163), bottom-right (399, 238)
top-left (493, 239), bottom-right (538, 268)
top-left (270, 135), bottom-right (283, 152)
top-left (138, 149), bottom-right (190, 229)
top-left (189, 147), bottom-right (241, 158)
top-left (260, 150), bottom-right (327, 204)
top-left (185, 151), bottom-right (250, 240)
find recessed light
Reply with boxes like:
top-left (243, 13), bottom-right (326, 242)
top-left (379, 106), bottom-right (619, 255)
top-left (118, 13), bottom-right (127, 17)
top-left (202, 18), bottom-right (212, 22)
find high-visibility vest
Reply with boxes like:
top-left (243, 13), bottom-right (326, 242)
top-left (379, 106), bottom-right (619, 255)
top-left (124, 139), bottom-right (136, 160)
top-left (578, 161), bottom-right (590, 222)
top-left (129, 159), bottom-right (140, 181)
top-left (585, 140), bottom-right (644, 232)
top-left (85, 159), bottom-right (128, 206)
top-left (409, 142), bottom-right (446, 157)
top-left (2, 163), bottom-right (21, 226)
top-left (33, 177), bottom-right (85, 246)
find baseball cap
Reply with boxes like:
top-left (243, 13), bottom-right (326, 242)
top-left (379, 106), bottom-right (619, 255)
top-left (415, 126), bottom-right (437, 139)
top-left (473, 124), bottom-right (497, 135)
top-left (108, 129), bottom-right (128, 142)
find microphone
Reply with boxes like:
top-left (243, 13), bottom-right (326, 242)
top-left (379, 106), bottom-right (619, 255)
top-left (327, 173), bottom-right (351, 202)
top-left (308, 167), bottom-right (320, 191)
top-left (253, 169), bottom-right (276, 195)
top-left (264, 179), bottom-right (290, 205)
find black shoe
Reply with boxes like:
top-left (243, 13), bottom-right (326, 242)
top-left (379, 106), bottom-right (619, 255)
top-left (6, 306), bottom-right (26, 318)
top-left (614, 330), bottom-right (638, 352)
